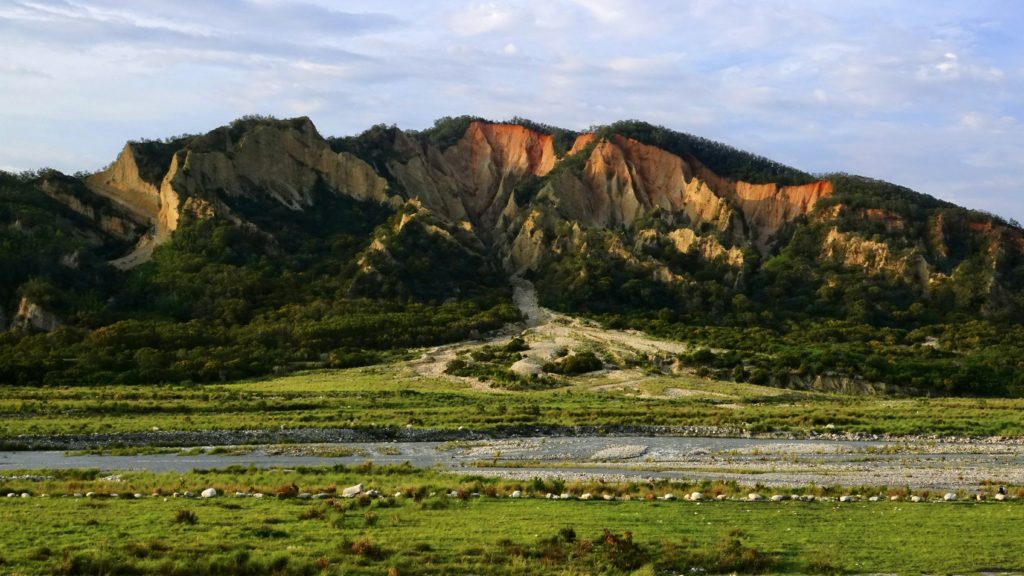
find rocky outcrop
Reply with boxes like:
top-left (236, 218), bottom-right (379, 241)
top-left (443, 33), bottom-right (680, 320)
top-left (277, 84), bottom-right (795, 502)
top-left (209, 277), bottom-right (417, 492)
top-left (39, 176), bottom-right (146, 242)
top-left (11, 297), bottom-right (61, 332)
top-left (387, 122), bottom-right (557, 235)
top-left (86, 144), bottom-right (163, 226)
top-left (821, 227), bottom-right (931, 286)
top-left (666, 228), bottom-right (743, 266)
top-left (730, 180), bottom-right (832, 251)
top-left (85, 118), bottom-right (392, 268)
top-left (564, 135), bottom-right (736, 231)
top-left (782, 373), bottom-right (928, 396)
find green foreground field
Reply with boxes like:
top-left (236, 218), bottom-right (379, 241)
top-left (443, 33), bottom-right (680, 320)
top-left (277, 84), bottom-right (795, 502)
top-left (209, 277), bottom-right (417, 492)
top-left (1, 464), bottom-right (1022, 575)
top-left (5, 364), bottom-right (1024, 439)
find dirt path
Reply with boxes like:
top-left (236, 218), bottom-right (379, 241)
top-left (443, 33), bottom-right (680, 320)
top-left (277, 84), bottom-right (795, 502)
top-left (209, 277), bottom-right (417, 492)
top-left (409, 279), bottom-right (689, 390)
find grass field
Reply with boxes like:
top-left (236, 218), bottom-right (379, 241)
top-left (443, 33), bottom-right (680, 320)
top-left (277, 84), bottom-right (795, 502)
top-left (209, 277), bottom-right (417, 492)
top-left (1, 464), bottom-right (1022, 575)
top-left (4, 364), bottom-right (1024, 439)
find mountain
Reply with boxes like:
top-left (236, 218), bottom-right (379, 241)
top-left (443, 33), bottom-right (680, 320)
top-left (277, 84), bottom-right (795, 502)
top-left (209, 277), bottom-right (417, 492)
top-left (2, 115), bottom-right (1023, 394)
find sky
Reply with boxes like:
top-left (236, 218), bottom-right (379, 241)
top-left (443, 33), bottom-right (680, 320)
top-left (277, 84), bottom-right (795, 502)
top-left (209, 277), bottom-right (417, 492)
top-left (2, 0), bottom-right (1022, 222)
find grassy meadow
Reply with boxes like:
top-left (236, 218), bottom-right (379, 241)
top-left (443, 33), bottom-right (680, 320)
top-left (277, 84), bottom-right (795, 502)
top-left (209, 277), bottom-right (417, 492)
top-left (4, 364), bottom-right (1024, 439)
top-left (1, 464), bottom-right (1023, 575)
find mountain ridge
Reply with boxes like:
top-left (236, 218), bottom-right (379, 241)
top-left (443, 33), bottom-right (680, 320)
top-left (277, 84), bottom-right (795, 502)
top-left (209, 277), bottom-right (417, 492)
top-left (2, 115), bottom-right (1023, 394)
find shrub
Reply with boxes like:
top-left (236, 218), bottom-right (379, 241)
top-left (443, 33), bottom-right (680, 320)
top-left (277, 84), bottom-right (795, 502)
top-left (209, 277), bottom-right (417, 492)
top-left (173, 509), bottom-right (197, 525)
top-left (351, 537), bottom-right (386, 560)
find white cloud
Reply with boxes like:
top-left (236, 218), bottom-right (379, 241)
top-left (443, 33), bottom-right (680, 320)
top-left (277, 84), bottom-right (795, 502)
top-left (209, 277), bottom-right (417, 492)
top-left (448, 2), bottom-right (521, 35)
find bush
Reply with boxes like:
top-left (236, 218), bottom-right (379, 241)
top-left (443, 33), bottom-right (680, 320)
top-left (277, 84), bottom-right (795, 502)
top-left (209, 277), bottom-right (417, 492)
top-left (544, 351), bottom-right (603, 375)
top-left (173, 509), bottom-right (197, 525)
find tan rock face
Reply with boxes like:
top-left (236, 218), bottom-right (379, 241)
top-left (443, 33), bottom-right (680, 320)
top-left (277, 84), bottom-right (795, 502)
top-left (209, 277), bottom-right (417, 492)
top-left (86, 145), bottom-right (162, 225)
top-left (39, 178), bottom-right (145, 242)
top-left (731, 180), bottom-right (833, 249)
top-left (387, 121), bottom-right (560, 236)
top-left (86, 118), bottom-right (390, 267)
top-left (11, 297), bottom-right (61, 332)
top-left (556, 135), bottom-right (734, 231)
top-left (667, 228), bottom-right (744, 267)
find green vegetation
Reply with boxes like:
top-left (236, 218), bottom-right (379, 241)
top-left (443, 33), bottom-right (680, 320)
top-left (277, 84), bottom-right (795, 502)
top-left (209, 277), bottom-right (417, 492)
top-left (5, 365), bottom-right (1024, 438)
top-left (543, 351), bottom-right (604, 375)
top-left (0, 184), bottom-right (518, 385)
top-left (0, 464), bottom-right (1021, 575)
top-left (597, 120), bottom-right (816, 186)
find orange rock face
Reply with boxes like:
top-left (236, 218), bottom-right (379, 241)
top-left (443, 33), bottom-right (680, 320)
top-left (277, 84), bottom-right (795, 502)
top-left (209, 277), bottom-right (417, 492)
top-left (568, 133), bottom-right (595, 155)
top-left (439, 122), bottom-right (556, 228)
top-left (731, 180), bottom-right (832, 247)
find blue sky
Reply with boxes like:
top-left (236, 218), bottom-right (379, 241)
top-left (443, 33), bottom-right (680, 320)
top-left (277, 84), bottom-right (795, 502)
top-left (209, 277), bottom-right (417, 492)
top-left (2, 0), bottom-right (1022, 222)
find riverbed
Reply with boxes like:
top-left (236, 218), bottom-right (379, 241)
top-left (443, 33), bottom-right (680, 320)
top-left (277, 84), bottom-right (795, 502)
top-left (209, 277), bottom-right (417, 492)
top-left (3, 435), bottom-right (1023, 490)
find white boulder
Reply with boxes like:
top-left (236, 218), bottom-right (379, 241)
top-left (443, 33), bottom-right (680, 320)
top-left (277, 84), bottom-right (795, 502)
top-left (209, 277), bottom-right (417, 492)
top-left (342, 484), bottom-right (364, 498)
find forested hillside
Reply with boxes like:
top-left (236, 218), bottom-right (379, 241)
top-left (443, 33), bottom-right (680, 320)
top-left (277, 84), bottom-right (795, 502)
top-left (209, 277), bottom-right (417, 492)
top-left (2, 115), bottom-right (1022, 395)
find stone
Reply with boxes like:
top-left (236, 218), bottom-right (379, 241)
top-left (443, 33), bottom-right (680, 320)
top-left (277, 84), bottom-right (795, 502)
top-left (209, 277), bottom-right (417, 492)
top-left (662, 493), bottom-right (676, 501)
top-left (342, 484), bottom-right (364, 498)
top-left (5, 493), bottom-right (14, 498)
top-left (510, 490), bottom-right (522, 499)
top-left (716, 494), bottom-right (728, 501)
top-left (297, 493), bottom-right (312, 500)
top-left (86, 492), bottom-right (96, 498)
top-left (995, 493), bottom-right (1007, 501)
top-left (234, 492), bottom-right (248, 498)
top-left (183, 491), bottom-right (195, 498)
top-left (201, 488), bottom-right (218, 498)
top-left (943, 493), bottom-right (957, 502)
top-left (20, 493), bottom-right (30, 498)
top-left (839, 495), bottom-right (853, 503)
top-left (559, 493), bottom-right (571, 500)
top-left (868, 496), bottom-right (879, 502)
top-left (603, 494), bottom-right (614, 501)
top-left (770, 495), bottom-right (785, 502)
top-left (253, 493), bottom-right (265, 499)
top-left (910, 495), bottom-right (922, 502)
top-left (689, 492), bottom-right (704, 502)
top-left (314, 493), bottom-right (331, 500)
top-left (748, 493), bottom-right (764, 501)
top-left (890, 496), bottom-right (900, 501)
top-left (580, 493), bottom-right (593, 500)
